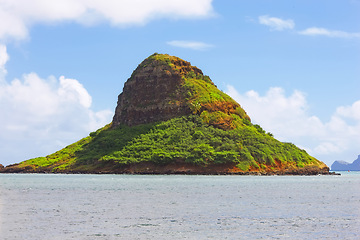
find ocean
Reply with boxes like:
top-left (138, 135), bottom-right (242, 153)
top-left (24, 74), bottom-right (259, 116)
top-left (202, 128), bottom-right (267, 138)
top-left (0, 172), bottom-right (359, 239)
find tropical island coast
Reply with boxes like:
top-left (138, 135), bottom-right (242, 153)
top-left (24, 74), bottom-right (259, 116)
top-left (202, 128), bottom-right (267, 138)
top-left (1, 54), bottom-right (333, 175)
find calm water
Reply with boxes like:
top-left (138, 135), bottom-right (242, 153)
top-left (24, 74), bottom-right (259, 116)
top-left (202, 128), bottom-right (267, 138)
top-left (0, 172), bottom-right (359, 239)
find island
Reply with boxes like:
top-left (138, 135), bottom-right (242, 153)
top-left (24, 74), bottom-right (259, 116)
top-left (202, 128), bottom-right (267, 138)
top-left (1, 53), bottom-right (331, 175)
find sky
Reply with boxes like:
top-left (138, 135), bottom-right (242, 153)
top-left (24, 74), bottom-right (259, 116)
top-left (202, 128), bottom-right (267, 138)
top-left (0, 0), bottom-right (359, 167)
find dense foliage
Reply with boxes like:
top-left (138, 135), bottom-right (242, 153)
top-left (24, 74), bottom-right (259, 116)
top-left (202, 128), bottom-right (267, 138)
top-left (19, 115), bottom-right (320, 172)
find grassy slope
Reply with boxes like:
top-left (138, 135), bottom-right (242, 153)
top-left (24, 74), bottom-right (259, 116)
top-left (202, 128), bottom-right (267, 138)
top-left (16, 115), bottom-right (324, 173)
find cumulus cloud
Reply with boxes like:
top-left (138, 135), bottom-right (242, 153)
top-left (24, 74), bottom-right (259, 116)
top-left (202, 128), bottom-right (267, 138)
top-left (226, 86), bottom-right (360, 166)
top-left (298, 27), bottom-right (360, 39)
top-left (0, 46), bottom-right (112, 166)
top-left (258, 15), bottom-right (295, 31)
top-left (0, 74), bottom-right (113, 134)
top-left (0, 0), bottom-right (214, 41)
top-left (167, 40), bottom-right (214, 50)
top-left (0, 73), bottom-right (113, 165)
top-left (336, 100), bottom-right (360, 120)
top-left (58, 76), bottom-right (92, 108)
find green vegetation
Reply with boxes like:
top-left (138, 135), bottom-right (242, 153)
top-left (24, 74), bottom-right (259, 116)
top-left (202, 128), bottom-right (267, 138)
top-left (181, 64), bottom-right (250, 129)
top-left (132, 53), bottom-right (180, 74)
top-left (130, 53), bottom-right (251, 130)
top-left (17, 136), bottom-right (92, 171)
top-left (183, 75), bottom-right (234, 105)
top-left (17, 115), bottom-right (321, 172)
top-left (10, 53), bottom-right (325, 174)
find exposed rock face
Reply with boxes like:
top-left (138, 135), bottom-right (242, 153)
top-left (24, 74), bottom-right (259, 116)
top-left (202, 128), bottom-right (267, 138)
top-left (112, 53), bottom-right (249, 129)
top-left (0, 164), bottom-right (3, 169)
top-left (331, 155), bottom-right (360, 171)
top-left (112, 54), bottom-right (200, 127)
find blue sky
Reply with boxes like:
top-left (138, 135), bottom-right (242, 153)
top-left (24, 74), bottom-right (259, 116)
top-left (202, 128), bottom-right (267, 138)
top-left (0, 0), bottom-right (359, 167)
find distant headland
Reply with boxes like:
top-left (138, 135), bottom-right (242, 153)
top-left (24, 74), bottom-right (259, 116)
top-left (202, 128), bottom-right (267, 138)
top-left (331, 155), bottom-right (360, 171)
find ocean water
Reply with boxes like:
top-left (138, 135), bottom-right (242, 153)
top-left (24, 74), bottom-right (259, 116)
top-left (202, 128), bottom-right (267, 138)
top-left (0, 172), bottom-right (359, 240)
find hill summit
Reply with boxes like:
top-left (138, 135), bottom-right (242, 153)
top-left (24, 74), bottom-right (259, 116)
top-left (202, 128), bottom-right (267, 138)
top-left (112, 53), bottom-right (250, 129)
top-left (1, 53), bottom-right (330, 175)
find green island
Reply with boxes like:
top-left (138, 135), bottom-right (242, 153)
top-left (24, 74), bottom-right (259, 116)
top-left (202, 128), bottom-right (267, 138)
top-left (1, 53), bottom-right (330, 175)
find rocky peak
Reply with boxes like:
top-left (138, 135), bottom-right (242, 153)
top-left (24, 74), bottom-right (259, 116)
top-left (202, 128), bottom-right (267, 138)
top-left (112, 54), bottom-right (194, 127)
top-left (112, 53), bottom-right (250, 129)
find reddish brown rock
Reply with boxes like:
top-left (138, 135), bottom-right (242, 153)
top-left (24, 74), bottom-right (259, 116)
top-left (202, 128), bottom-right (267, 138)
top-left (112, 53), bottom-right (250, 129)
top-left (112, 54), bottom-right (197, 127)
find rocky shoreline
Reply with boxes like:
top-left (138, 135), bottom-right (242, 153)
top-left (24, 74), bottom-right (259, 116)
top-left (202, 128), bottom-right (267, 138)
top-left (0, 162), bottom-right (338, 176)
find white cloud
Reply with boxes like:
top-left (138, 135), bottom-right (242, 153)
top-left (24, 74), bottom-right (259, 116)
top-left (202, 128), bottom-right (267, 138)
top-left (58, 76), bottom-right (92, 108)
top-left (0, 0), bottom-right (214, 41)
top-left (258, 15), bottom-right (295, 31)
top-left (0, 73), bottom-right (113, 132)
top-left (0, 44), bottom-right (9, 77)
top-left (298, 27), bottom-right (360, 38)
top-left (336, 100), bottom-right (360, 120)
top-left (226, 86), bottom-right (360, 166)
top-left (257, 16), bottom-right (360, 39)
top-left (0, 48), bottom-right (113, 166)
top-left (0, 44), bottom-right (8, 67)
top-left (167, 40), bottom-right (214, 50)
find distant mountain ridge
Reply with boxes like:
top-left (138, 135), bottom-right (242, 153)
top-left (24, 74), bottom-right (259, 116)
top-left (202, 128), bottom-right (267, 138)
top-left (1, 53), bottom-right (330, 175)
top-left (331, 155), bottom-right (360, 171)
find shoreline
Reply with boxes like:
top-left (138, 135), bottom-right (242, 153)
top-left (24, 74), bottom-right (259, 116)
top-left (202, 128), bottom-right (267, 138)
top-left (0, 161), bottom-right (338, 175)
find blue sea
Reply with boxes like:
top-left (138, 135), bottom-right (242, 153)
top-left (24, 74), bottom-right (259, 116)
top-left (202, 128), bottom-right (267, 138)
top-left (0, 172), bottom-right (359, 239)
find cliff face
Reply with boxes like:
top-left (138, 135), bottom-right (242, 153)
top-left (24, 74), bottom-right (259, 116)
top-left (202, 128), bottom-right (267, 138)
top-left (112, 53), bottom-right (249, 129)
top-left (113, 54), bottom-right (192, 127)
